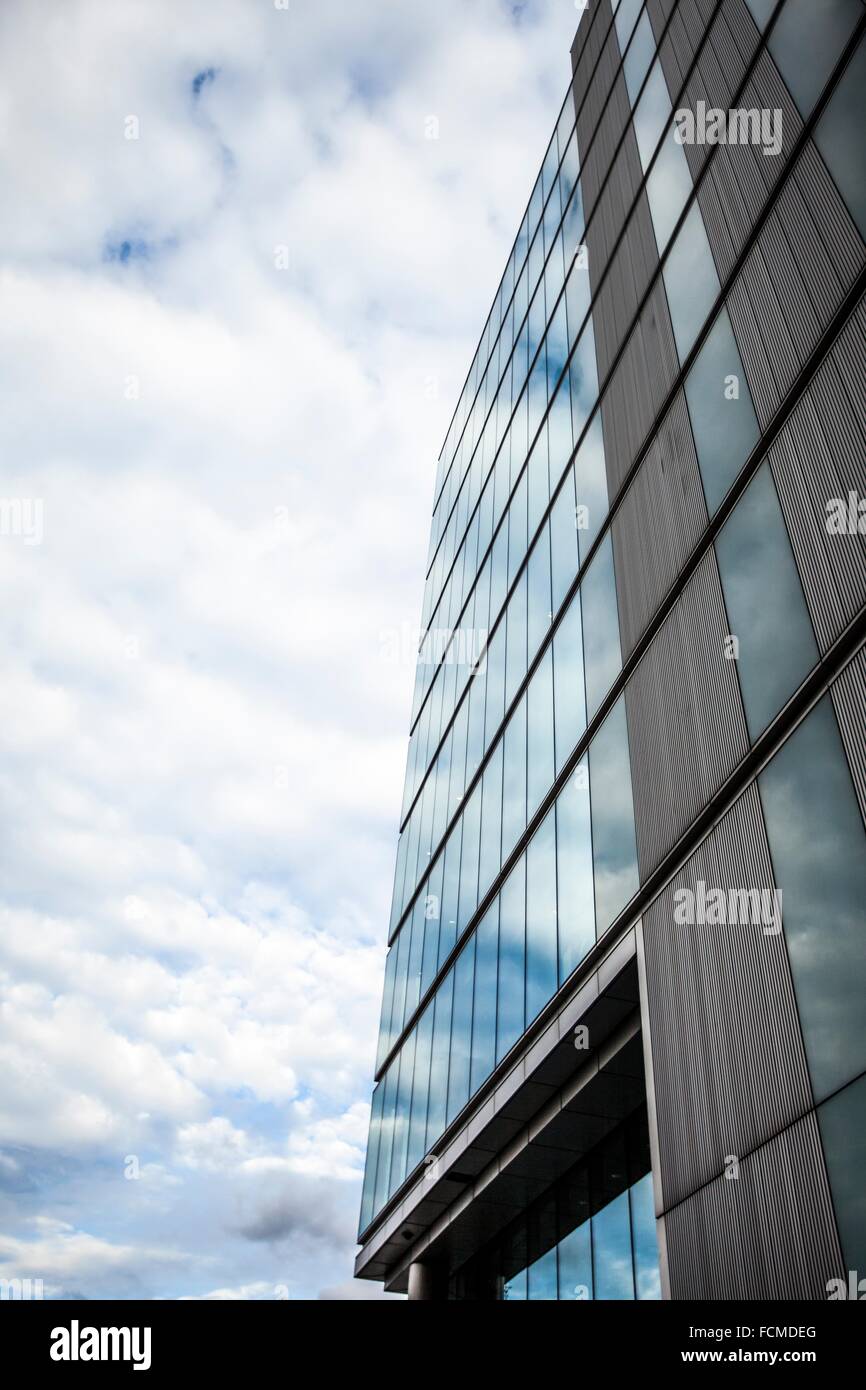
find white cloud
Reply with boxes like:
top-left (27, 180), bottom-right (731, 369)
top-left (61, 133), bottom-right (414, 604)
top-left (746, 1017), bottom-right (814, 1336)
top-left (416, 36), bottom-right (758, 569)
top-left (0, 0), bottom-right (580, 1298)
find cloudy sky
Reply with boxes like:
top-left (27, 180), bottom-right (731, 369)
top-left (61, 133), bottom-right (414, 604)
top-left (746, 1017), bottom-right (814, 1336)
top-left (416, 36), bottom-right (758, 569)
top-left (0, 0), bottom-right (580, 1299)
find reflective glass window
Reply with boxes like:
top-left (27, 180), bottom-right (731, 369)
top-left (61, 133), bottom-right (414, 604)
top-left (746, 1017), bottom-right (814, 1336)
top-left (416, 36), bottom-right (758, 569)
top-left (684, 306), bottom-right (760, 514)
top-left (759, 697), bottom-right (866, 1100)
top-left (715, 463), bottom-right (818, 739)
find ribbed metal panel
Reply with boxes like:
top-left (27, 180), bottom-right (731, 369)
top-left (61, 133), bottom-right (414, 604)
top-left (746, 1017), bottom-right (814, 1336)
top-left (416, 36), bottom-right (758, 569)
top-left (599, 275), bottom-right (681, 499)
top-left (642, 779), bottom-right (815, 1213)
top-left (581, 56), bottom-right (638, 234)
top-left (665, 1111), bottom-right (843, 1300)
top-left (611, 392), bottom-right (708, 660)
top-left (653, 0), bottom-right (719, 97)
top-left (727, 143), bottom-right (866, 428)
top-left (768, 299), bottom-right (866, 652)
top-left (686, 49), bottom-right (799, 274)
top-left (592, 193), bottom-right (663, 379)
top-left (623, 549), bottom-right (749, 881)
top-left (830, 647), bottom-right (866, 829)
top-left (571, 0), bottom-right (612, 88)
top-left (576, 19), bottom-right (624, 207)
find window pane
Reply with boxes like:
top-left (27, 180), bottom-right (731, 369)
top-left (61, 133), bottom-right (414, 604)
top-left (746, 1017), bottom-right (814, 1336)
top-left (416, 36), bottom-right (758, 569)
top-left (557, 1221), bottom-right (593, 1300)
top-left (553, 587), bottom-right (587, 773)
top-left (527, 1247), bottom-right (558, 1300)
top-left (497, 859), bottom-right (526, 1063)
top-left (715, 463), bottom-right (818, 739)
top-left (479, 743), bottom-right (503, 898)
top-left (407, 1005), bottom-right (434, 1174)
top-left (527, 647), bottom-right (555, 818)
top-left (684, 306), bottom-right (760, 514)
top-left (592, 1191), bottom-right (635, 1300)
top-left (556, 757), bottom-right (596, 981)
top-left (426, 970), bottom-right (453, 1148)
top-left (501, 695), bottom-right (527, 860)
top-left (457, 783), bottom-right (482, 935)
top-left (575, 412), bottom-right (609, 559)
top-left (589, 695), bottom-right (640, 934)
top-left (768, 0), bottom-right (862, 117)
top-left (526, 809), bottom-right (558, 1023)
top-left (819, 1074), bottom-right (866, 1276)
top-left (645, 128), bottom-right (694, 251)
top-left (447, 938), bottom-right (475, 1125)
top-left (663, 201), bottom-right (721, 360)
top-left (470, 903), bottom-right (499, 1093)
top-left (581, 531), bottom-right (623, 720)
top-left (630, 1173), bottom-right (661, 1299)
top-left (758, 697), bottom-right (866, 1100)
top-left (814, 36), bottom-right (866, 240)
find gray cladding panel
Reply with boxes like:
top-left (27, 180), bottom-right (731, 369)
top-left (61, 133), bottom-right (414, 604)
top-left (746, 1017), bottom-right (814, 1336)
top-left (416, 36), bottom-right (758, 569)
top-left (768, 296), bottom-right (866, 652)
top-left (664, 1111), bottom-right (843, 1299)
top-left (611, 391), bottom-right (708, 659)
top-left (726, 142), bottom-right (865, 428)
top-left (624, 548), bottom-right (749, 880)
top-left (599, 275), bottom-right (680, 499)
top-left (642, 782), bottom-right (814, 1214)
top-left (831, 646), bottom-right (866, 831)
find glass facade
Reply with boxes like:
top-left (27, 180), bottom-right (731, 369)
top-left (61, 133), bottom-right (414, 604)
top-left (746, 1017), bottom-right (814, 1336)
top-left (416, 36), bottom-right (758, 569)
top-left (360, 0), bottom-right (866, 1301)
top-left (452, 1108), bottom-right (660, 1301)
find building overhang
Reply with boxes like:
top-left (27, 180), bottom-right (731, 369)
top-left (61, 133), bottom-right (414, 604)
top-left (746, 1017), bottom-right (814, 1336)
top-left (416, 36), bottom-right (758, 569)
top-left (355, 922), bottom-right (647, 1292)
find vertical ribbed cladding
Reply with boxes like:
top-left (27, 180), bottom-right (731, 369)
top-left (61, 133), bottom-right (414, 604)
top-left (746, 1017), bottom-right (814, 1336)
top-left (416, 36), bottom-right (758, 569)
top-left (642, 783), bottom-right (813, 1212)
top-left (665, 1112), bottom-right (843, 1299)
top-left (768, 296), bottom-right (866, 653)
top-left (599, 277), bottom-right (681, 499)
top-left (831, 647), bottom-right (866, 826)
top-left (581, 67), bottom-right (642, 260)
top-left (592, 195), bottom-right (662, 377)
top-left (649, 0), bottom-right (720, 96)
top-left (726, 141), bottom-right (866, 429)
top-left (611, 391), bottom-right (708, 660)
top-left (576, 8), bottom-right (621, 208)
top-left (623, 548), bottom-right (748, 878)
top-left (571, 0), bottom-right (612, 89)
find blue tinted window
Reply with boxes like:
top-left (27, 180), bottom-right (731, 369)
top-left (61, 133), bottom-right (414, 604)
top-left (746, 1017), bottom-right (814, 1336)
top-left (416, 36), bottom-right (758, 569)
top-left (581, 531), bottom-right (623, 720)
top-left (470, 904), bottom-right (499, 1093)
top-left (556, 758), bottom-right (596, 981)
top-left (663, 201), bottom-right (721, 360)
top-left (501, 695), bottom-right (527, 860)
top-left (769, 0), bottom-right (862, 117)
top-left (553, 588), bottom-right (587, 773)
top-left (819, 1074), bottom-right (866, 1275)
top-left (684, 306), bottom-right (760, 513)
top-left (526, 810), bottom-right (558, 1023)
top-left (527, 647), bottom-right (555, 818)
top-left (589, 696), bottom-right (640, 934)
top-left (496, 860), bottom-right (526, 1063)
top-left (715, 463), bottom-right (818, 739)
top-left (630, 1173), bottom-right (661, 1299)
top-left (447, 937), bottom-right (476, 1125)
top-left (593, 1190), bottom-right (635, 1300)
top-left (759, 697), bottom-right (866, 1100)
top-left (814, 36), bottom-right (866, 240)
